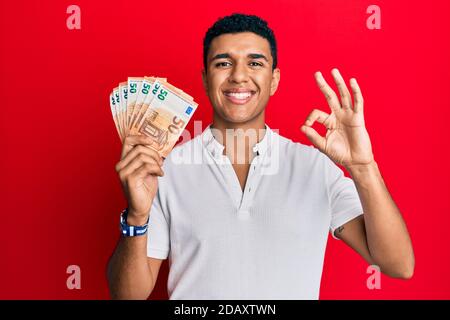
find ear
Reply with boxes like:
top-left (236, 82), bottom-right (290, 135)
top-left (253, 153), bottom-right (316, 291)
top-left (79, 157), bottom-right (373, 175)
top-left (270, 68), bottom-right (281, 96)
top-left (201, 69), bottom-right (208, 93)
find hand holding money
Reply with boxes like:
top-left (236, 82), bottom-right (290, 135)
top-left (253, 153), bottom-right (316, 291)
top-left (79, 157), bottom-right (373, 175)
top-left (109, 76), bottom-right (198, 157)
top-left (115, 135), bottom-right (163, 224)
top-left (110, 76), bottom-right (198, 223)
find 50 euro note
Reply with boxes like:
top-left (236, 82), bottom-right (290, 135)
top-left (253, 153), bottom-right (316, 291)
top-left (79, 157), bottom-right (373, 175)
top-left (131, 77), bottom-right (167, 132)
top-left (129, 82), bottom-right (198, 157)
top-left (129, 77), bottom-right (167, 134)
top-left (112, 87), bottom-right (124, 139)
top-left (129, 76), bottom-right (157, 133)
top-left (119, 82), bottom-right (128, 135)
top-left (126, 77), bottom-right (143, 133)
top-left (109, 92), bottom-right (122, 142)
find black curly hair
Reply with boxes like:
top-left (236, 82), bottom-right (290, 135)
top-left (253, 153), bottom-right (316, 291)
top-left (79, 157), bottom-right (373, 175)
top-left (203, 13), bottom-right (277, 72)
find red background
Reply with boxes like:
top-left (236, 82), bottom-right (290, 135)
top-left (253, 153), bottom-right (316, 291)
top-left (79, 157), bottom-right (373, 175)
top-left (1, 0), bottom-right (449, 299)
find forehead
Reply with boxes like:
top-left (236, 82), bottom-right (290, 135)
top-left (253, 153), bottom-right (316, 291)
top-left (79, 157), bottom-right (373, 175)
top-left (208, 32), bottom-right (271, 59)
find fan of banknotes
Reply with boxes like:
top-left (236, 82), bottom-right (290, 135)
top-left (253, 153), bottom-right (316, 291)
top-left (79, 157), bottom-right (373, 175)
top-left (109, 77), bottom-right (198, 157)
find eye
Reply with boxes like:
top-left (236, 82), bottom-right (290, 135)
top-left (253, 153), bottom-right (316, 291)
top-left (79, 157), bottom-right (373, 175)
top-left (249, 61), bottom-right (264, 67)
top-left (215, 61), bottom-right (231, 68)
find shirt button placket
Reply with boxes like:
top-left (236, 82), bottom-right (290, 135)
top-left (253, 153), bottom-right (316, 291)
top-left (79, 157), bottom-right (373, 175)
top-left (238, 158), bottom-right (260, 221)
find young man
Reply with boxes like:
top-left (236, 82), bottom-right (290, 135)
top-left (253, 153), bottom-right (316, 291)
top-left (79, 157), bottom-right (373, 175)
top-left (107, 14), bottom-right (414, 300)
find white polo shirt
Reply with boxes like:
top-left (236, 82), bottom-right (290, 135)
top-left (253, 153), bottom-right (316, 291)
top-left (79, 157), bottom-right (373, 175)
top-left (146, 125), bottom-right (363, 300)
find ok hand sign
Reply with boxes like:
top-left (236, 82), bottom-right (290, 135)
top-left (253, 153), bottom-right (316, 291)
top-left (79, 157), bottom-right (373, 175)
top-left (301, 68), bottom-right (374, 169)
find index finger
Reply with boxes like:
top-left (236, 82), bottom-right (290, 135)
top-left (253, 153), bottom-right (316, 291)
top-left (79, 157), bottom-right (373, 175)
top-left (121, 134), bottom-right (155, 159)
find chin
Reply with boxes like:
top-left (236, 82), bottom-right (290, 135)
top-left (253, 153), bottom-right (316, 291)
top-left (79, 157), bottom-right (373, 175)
top-left (225, 116), bottom-right (253, 124)
top-left (220, 108), bottom-right (262, 124)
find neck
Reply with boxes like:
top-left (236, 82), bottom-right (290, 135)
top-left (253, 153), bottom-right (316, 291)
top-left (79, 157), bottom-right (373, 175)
top-left (211, 112), bottom-right (266, 165)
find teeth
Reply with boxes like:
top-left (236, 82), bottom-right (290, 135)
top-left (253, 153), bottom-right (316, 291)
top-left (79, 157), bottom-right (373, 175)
top-left (225, 92), bottom-right (252, 99)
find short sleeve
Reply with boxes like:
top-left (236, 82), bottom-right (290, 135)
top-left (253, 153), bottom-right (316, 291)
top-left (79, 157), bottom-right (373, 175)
top-left (324, 155), bottom-right (364, 240)
top-left (146, 188), bottom-right (170, 259)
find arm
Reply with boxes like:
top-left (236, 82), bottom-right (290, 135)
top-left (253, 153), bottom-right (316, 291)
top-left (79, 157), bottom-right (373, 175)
top-left (107, 213), bottom-right (164, 299)
top-left (301, 68), bottom-right (414, 279)
top-left (107, 135), bottom-right (166, 299)
top-left (336, 161), bottom-right (414, 279)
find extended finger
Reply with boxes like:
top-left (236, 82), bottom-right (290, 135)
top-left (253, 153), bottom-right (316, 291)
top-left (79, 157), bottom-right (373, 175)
top-left (315, 71), bottom-right (341, 113)
top-left (350, 78), bottom-right (364, 113)
top-left (331, 68), bottom-right (352, 110)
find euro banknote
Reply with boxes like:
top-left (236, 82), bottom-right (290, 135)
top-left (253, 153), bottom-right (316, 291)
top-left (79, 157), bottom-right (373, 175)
top-left (109, 77), bottom-right (198, 157)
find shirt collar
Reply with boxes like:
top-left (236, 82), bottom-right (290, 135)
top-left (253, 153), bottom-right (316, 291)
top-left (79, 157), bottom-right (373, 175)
top-left (201, 124), bottom-right (273, 160)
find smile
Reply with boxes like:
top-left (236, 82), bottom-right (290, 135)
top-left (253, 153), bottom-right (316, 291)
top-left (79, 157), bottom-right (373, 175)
top-left (223, 89), bottom-right (256, 105)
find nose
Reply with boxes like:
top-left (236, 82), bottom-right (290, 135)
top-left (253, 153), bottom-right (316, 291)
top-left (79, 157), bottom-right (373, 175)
top-left (228, 61), bottom-right (249, 84)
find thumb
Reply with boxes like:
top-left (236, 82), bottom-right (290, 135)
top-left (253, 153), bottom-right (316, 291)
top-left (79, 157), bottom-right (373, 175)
top-left (301, 125), bottom-right (326, 152)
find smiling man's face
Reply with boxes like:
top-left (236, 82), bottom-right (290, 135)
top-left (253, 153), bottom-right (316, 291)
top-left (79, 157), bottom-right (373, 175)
top-left (203, 32), bottom-right (280, 125)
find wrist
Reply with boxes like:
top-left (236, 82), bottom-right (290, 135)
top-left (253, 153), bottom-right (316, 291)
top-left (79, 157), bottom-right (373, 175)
top-left (126, 210), bottom-right (150, 226)
top-left (346, 160), bottom-right (379, 179)
top-left (119, 208), bottom-right (149, 237)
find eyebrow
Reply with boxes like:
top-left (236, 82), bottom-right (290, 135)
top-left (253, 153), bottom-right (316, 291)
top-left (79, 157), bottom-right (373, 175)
top-left (210, 53), bottom-right (269, 62)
